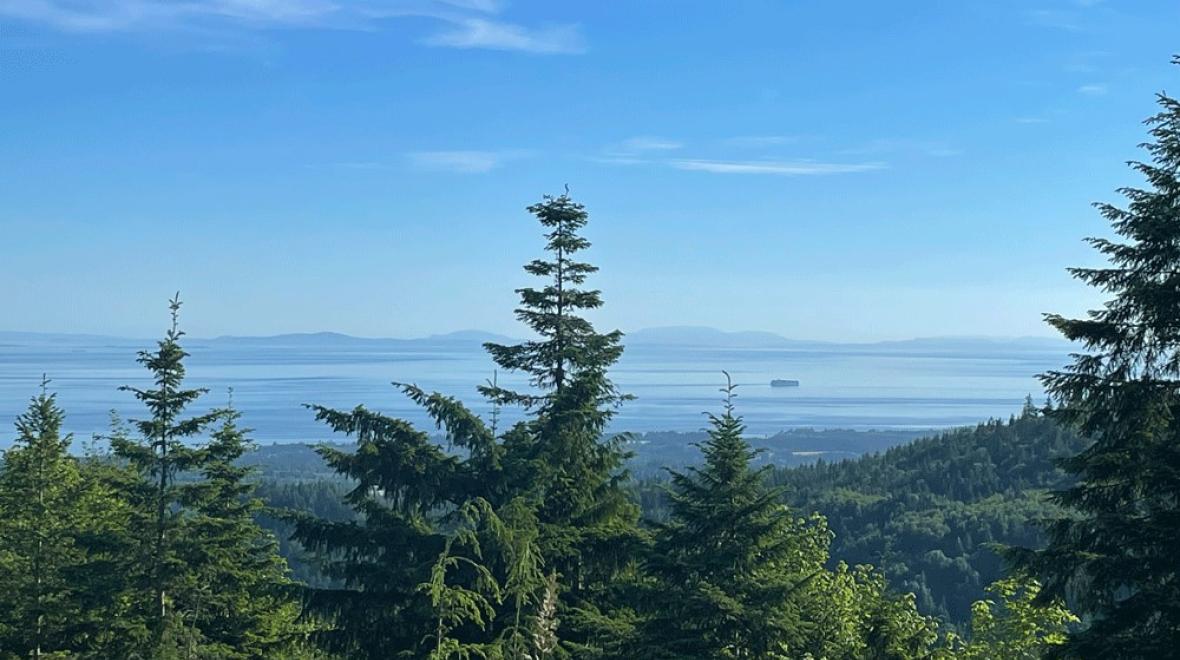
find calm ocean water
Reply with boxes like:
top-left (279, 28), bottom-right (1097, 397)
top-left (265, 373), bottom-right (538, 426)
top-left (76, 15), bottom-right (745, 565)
top-left (0, 337), bottom-right (1068, 447)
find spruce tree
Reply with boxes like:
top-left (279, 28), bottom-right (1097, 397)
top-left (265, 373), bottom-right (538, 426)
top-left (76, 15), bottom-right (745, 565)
top-left (636, 375), bottom-right (829, 658)
top-left (290, 192), bottom-right (640, 657)
top-left (176, 399), bottom-right (302, 657)
top-left (105, 295), bottom-right (303, 657)
top-left (481, 191), bottom-right (626, 408)
top-left (111, 293), bottom-right (220, 651)
top-left (287, 403), bottom-right (467, 656)
top-left (480, 192), bottom-right (641, 655)
top-left (0, 378), bottom-right (116, 657)
top-left (1009, 58), bottom-right (1180, 658)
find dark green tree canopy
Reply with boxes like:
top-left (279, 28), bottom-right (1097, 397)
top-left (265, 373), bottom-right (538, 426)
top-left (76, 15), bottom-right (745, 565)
top-left (101, 296), bottom-right (301, 657)
top-left (0, 379), bottom-right (87, 657)
top-left (637, 375), bottom-right (831, 658)
top-left (1010, 60), bottom-right (1180, 659)
top-left (481, 192), bottom-right (627, 415)
top-left (289, 192), bottom-right (641, 658)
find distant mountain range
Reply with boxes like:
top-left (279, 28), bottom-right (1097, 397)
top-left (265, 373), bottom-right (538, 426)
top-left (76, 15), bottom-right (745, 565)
top-left (0, 329), bottom-right (517, 349)
top-left (624, 326), bottom-right (822, 347)
top-left (0, 326), bottom-right (1069, 352)
top-left (624, 326), bottom-right (1068, 351)
top-left (202, 329), bottom-right (518, 347)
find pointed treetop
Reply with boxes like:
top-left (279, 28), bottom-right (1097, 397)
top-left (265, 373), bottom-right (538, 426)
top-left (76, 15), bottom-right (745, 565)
top-left (720, 370), bottom-right (737, 417)
top-left (168, 291), bottom-right (183, 336)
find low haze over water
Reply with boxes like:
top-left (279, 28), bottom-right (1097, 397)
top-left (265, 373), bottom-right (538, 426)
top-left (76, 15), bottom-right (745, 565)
top-left (0, 332), bottom-right (1068, 447)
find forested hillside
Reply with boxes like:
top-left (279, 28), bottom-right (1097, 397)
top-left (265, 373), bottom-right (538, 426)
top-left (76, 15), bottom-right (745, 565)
top-left (250, 409), bottom-right (1079, 627)
top-left (240, 425), bottom-right (929, 482)
top-left (772, 407), bottom-right (1085, 626)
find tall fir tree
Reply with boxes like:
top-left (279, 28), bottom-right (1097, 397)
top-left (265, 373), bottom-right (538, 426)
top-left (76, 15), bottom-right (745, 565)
top-left (287, 402), bottom-right (469, 656)
top-left (106, 295), bottom-right (303, 658)
top-left (111, 293), bottom-right (220, 652)
top-left (0, 379), bottom-right (121, 658)
top-left (636, 375), bottom-right (830, 658)
top-left (176, 399), bottom-right (303, 657)
top-left (289, 192), bottom-right (641, 658)
top-left (1009, 58), bottom-right (1180, 659)
top-left (480, 192), bottom-right (642, 656)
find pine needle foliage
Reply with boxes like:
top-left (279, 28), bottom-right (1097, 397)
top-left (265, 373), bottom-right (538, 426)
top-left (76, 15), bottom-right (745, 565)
top-left (105, 295), bottom-right (301, 657)
top-left (287, 403), bottom-right (462, 656)
top-left (479, 193), bottom-right (642, 655)
top-left (1008, 59), bottom-right (1180, 659)
top-left (111, 294), bottom-right (221, 649)
top-left (290, 192), bottom-right (642, 658)
top-left (637, 374), bottom-right (830, 658)
top-left (175, 402), bottom-right (303, 657)
top-left (0, 379), bottom-right (123, 658)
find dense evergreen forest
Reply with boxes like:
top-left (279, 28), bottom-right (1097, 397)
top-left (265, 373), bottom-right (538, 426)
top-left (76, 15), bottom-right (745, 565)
top-left (254, 411), bottom-right (1080, 629)
top-left (2, 61), bottom-right (1179, 658)
top-left (630, 407), bottom-right (1085, 629)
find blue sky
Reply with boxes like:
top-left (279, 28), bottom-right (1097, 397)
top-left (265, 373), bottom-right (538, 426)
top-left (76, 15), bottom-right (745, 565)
top-left (1, 0), bottom-right (1178, 341)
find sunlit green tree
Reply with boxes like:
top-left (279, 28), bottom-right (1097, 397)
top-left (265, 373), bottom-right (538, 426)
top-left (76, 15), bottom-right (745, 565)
top-left (1009, 58), bottom-right (1180, 659)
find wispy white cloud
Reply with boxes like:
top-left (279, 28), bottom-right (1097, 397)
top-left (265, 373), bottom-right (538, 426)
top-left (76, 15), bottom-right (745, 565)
top-left (595, 136), bottom-right (683, 164)
top-left (593, 135), bottom-right (885, 176)
top-left (1077, 83), bottom-right (1108, 95)
top-left (322, 161), bottom-right (386, 170)
top-left (617, 136), bottom-right (683, 152)
top-left (434, 0), bottom-right (501, 11)
top-left (669, 159), bottom-right (884, 176)
top-left (721, 135), bottom-right (799, 148)
top-left (422, 17), bottom-right (584, 54)
top-left (0, 0), bottom-right (586, 54)
top-left (1061, 50), bottom-right (1111, 74)
top-left (839, 138), bottom-right (960, 158)
top-left (407, 149), bottom-right (528, 173)
top-left (0, 0), bottom-right (364, 31)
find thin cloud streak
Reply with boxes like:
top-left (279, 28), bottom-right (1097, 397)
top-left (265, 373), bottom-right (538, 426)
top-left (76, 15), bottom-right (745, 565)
top-left (670, 159), bottom-right (884, 176)
top-left (422, 17), bottom-right (584, 53)
top-left (839, 138), bottom-right (961, 158)
top-left (0, 0), bottom-right (586, 54)
top-left (617, 136), bottom-right (683, 152)
top-left (721, 135), bottom-right (800, 148)
top-left (408, 149), bottom-right (529, 173)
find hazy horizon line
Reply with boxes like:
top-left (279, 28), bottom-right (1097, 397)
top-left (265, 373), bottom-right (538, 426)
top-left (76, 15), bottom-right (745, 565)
top-left (0, 325), bottom-right (1068, 346)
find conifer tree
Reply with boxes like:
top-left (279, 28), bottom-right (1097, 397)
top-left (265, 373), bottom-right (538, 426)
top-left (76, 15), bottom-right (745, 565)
top-left (0, 379), bottom-right (118, 658)
top-left (636, 375), bottom-right (829, 658)
top-left (72, 412), bottom-right (153, 655)
top-left (111, 293), bottom-right (220, 651)
top-left (288, 403), bottom-right (468, 656)
top-left (103, 295), bottom-right (303, 657)
top-left (1009, 58), bottom-right (1180, 659)
top-left (290, 192), bottom-right (640, 657)
top-left (176, 399), bottom-right (302, 657)
top-left (480, 192), bottom-right (642, 654)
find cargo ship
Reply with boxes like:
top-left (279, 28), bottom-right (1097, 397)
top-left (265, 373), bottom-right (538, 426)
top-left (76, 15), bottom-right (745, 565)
top-left (770, 379), bottom-right (800, 387)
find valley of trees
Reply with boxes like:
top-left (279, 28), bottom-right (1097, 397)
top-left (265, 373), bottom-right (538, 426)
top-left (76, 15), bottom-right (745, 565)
top-left (2, 59), bottom-right (1179, 659)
